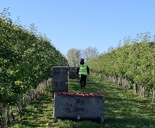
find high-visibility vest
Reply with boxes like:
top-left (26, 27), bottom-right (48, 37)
top-left (79, 64), bottom-right (87, 75)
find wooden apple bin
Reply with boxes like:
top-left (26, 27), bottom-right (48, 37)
top-left (53, 92), bottom-right (104, 123)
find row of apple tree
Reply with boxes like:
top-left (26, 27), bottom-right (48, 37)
top-left (0, 12), bottom-right (68, 105)
top-left (87, 33), bottom-right (155, 97)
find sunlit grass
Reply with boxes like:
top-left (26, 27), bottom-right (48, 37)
top-left (9, 75), bottom-right (155, 128)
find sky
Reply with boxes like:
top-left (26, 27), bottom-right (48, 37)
top-left (0, 0), bottom-right (155, 56)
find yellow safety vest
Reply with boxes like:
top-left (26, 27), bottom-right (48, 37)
top-left (79, 64), bottom-right (87, 75)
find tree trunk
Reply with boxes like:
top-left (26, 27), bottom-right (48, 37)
top-left (140, 86), bottom-right (145, 97)
top-left (152, 88), bottom-right (155, 103)
top-left (134, 84), bottom-right (139, 95)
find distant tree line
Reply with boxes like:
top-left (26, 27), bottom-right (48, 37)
top-left (66, 47), bottom-right (99, 67)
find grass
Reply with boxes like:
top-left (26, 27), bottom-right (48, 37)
top-left (9, 75), bottom-right (155, 128)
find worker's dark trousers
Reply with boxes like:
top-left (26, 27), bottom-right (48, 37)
top-left (80, 75), bottom-right (87, 87)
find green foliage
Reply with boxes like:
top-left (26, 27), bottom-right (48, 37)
top-left (0, 10), bottom-right (68, 105)
top-left (87, 33), bottom-right (155, 90)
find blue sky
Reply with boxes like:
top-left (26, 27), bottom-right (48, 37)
top-left (0, 0), bottom-right (155, 56)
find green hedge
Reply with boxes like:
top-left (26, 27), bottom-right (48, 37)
top-left (0, 13), bottom-right (68, 105)
top-left (87, 33), bottom-right (155, 90)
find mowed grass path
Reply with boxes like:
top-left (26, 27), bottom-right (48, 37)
top-left (10, 75), bottom-right (155, 128)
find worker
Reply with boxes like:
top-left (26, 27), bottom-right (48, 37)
top-left (76, 58), bottom-right (89, 87)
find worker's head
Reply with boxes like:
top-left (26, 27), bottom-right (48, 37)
top-left (80, 58), bottom-right (84, 62)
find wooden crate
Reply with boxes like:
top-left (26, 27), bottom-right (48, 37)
top-left (54, 92), bottom-right (104, 123)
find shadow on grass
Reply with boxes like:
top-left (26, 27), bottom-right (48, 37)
top-left (103, 117), bottom-right (155, 128)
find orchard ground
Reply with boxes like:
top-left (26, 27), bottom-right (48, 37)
top-left (9, 74), bottom-right (155, 128)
